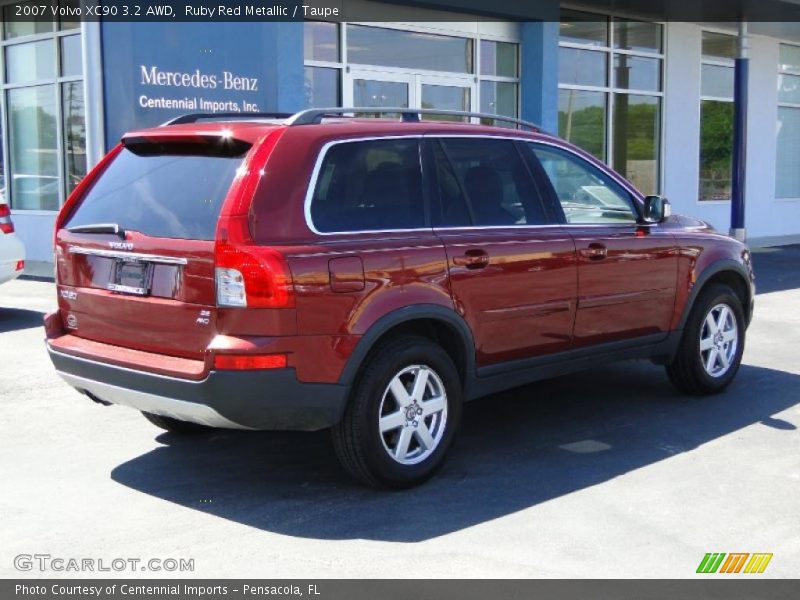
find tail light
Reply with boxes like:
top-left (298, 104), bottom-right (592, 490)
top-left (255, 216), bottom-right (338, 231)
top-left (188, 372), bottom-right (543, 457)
top-left (214, 215), bottom-right (294, 308)
top-left (0, 204), bottom-right (14, 234)
top-left (214, 353), bottom-right (287, 370)
top-left (14, 260), bottom-right (24, 272)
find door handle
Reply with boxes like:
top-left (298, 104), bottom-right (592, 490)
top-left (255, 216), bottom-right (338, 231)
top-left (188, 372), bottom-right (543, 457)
top-left (580, 243), bottom-right (607, 260)
top-left (453, 249), bottom-right (490, 269)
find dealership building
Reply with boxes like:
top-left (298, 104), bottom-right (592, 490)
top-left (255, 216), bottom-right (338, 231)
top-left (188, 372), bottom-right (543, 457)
top-left (2, 0), bottom-right (800, 270)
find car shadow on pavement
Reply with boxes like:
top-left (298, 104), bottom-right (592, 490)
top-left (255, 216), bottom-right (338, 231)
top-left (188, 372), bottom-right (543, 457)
top-left (0, 307), bottom-right (45, 333)
top-left (752, 244), bottom-right (800, 295)
top-left (110, 360), bottom-right (799, 542)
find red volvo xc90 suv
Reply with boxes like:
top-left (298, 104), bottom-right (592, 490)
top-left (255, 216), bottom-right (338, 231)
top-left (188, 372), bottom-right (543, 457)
top-left (45, 108), bottom-right (755, 488)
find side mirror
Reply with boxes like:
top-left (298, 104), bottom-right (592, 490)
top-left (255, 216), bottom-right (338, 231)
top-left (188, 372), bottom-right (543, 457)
top-left (642, 196), bottom-right (671, 224)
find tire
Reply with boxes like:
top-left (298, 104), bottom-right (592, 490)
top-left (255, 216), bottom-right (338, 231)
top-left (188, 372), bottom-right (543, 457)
top-left (141, 411), bottom-right (213, 434)
top-left (332, 335), bottom-right (463, 489)
top-left (666, 284), bottom-right (746, 395)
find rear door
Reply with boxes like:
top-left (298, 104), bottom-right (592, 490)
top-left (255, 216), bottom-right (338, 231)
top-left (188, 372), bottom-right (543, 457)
top-left (527, 142), bottom-right (677, 346)
top-left (427, 136), bottom-right (577, 367)
top-left (55, 138), bottom-right (248, 359)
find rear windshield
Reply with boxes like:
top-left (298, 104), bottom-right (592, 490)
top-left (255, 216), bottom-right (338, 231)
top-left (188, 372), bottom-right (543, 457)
top-left (65, 147), bottom-right (246, 240)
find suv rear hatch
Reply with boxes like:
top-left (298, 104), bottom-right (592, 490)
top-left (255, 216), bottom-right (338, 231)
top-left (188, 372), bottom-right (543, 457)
top-left (54, 127), bottom-right (289, 362)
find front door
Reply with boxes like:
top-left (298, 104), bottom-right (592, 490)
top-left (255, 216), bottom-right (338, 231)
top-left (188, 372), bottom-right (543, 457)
top-left (528, 142), bottom-right (678, 347)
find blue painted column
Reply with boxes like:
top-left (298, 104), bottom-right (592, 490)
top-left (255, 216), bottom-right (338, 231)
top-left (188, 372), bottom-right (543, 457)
top-left (520, 19), bottom-right (559, 134)
top-left (730, 23), bottom-right (749, 242)
top-left (260, 21), bottom-right (304, 114)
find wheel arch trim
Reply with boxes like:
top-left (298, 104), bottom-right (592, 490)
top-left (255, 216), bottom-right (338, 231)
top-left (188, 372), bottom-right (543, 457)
top-left (677, 258), bottom-right (753, 332)
top-left (338, 304), bottom-right (476, 386)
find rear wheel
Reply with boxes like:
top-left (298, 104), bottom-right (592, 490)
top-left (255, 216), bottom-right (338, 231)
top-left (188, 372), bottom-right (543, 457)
top-left (141, 411), bottom-right (213, 434)
top-left (332, 336), bottom-right (462, 489)
top-left (666, 284), bottom-right (745, 395)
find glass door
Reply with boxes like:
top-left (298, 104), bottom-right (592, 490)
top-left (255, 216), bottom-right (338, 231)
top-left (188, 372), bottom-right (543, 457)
top-left (345, 69), bottom-right (416, 114)
top-left (345, 70), bottom-right (476, 120)
top-left (419, 74), bottom-right (475, 121)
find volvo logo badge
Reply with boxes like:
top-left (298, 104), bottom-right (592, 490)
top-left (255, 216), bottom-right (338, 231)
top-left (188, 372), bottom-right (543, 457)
top-left (66, 314), bottom-right (78, 329)
top-left (109, 241), bottom-right (134, 251)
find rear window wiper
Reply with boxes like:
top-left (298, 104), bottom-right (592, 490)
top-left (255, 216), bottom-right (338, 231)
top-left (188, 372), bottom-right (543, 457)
top-left (66, 223), bottom-right (126, 238)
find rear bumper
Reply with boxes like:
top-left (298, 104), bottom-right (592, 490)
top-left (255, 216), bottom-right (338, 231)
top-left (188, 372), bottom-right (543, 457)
top-left (48, 346), bottom-right (349, 431)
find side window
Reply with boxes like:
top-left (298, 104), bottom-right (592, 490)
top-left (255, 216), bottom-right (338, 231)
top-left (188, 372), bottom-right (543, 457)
top-left (529, 144), bottom-right (639, 224)
top-left (310, 138), bottom-right (424, 232)
top-left (432, 138), bottom-right (548, 227)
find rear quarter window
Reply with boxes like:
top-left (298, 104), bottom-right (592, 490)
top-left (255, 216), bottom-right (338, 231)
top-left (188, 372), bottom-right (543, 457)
top-left (309, 138), bottom-right (424, 233)
top-left (65, 146), bottom-right (246, 241)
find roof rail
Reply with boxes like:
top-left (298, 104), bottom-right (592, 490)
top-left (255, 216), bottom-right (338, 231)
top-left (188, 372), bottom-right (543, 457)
top-left (284, 107), bottom-right (544, 132)
top-left (162, 112), bottom-right (294, 126)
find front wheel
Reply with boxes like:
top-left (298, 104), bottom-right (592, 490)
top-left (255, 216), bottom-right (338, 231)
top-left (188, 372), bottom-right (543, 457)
top-left (332, 336), bottom-right (463, 489)
top-left (666, 284), bottom-right (746, 395)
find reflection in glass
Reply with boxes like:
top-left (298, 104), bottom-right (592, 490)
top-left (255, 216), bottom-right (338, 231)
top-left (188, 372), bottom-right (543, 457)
top-left (347, 25), bottom-right (473, 74)
top-left (304, 21), bottom-right (339, 62)
top-left (559, 11), bottom-right (608, 46)
top-left (558, 89), bottom-right (606, 161)
top-left (8, 86), bottom-right (60, 210)
top-left (613, 94), bottom-right (660, 195)
top-left (778, 73), bottom-right (800, 105)
top-left (58, 0), bottom-right (81, 30)
top-left (613, 54), bottom-right (661, 91)
top-left (6, 40), bottom-right (56, 84)
top-left (613, 20), bottom-right (662, 53)
top-left (480, 40), bottom-right (518, 77)
top-left (353, 79), bottom-right (409, 118)
top-left (776, 107), bottom-right (800, 198)
top-left (304, 66), bottom-right (340, 108)
top-left (4, 3), bottom-right (54, 38)
top-left (480, 81), bottom-right (518, 125)
top-left (559, 47), bottom-right (606, 87)
top-left (61, 35), bottom-right (82, 77)
top-left (701, 64), bottom-right (734, 99)
top-left (421, 85), bottom-right (470, 121)
top-left (62, 82), bottom-right (86, 195)
top-left (699, 100), bottom-right (734, 201)
top-left (702, 31), bottom-right (737, 61)
top-left (780, 44), bottom-right (800, 74)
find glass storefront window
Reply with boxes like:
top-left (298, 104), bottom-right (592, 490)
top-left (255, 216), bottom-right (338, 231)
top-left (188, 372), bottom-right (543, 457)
top-left (777, 45), bottom-right (800, 199)
top-left (613, 54), bottom-right (661, 92)
top-left (347, 25), bottom-right (473, 74)
top-left (62, 81), bottom-right (86, 195)
top-left (304, 21), bottom-right (338, 62)
top-left (480, 40), bottom-right (517, 78)
top-left (421, 84), bottom-right (470, 121)
top-left (1, 17), bottom-right (86, 210)
top-left (3, 2), bottom-right (53, 38)
top-left (776, 107), bottom-right (800, 198)
top-left (613, 94), bottom-right (660, 195)
top-left (779, 44), bottom-right (800, 74)
top-left (613, 20), bottom-right (662, 53)
top-left (701, 64), bottom-right (734, 99)
top-left (558, 9), bottom-right (663, 194)
top-left (559, 11), bottom-right (608, 46)
top-left (8, 86), bottom-right (60, 211)
top-left (60, 35), bottom-right (82, 77)
top-left (6, 40), bottom-right (56, 84)
top-left (702, 31), bottom-right (737, 61)
top-left (559, 47), bottom-right (607, 87)
top-left (480, 81), bottom-right (518, 124)
top-left (558, 89), bottom-right (606, 161)
top-left (699, 100), bottom-right (734, 201)
top-left (778, 73), bottom-right (800, 105)
top-left (304, 66), bottom-right (340, 107)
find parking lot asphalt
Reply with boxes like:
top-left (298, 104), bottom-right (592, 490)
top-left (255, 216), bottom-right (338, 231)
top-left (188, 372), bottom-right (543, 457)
top-left (1, 246), bottom-right (798, 579)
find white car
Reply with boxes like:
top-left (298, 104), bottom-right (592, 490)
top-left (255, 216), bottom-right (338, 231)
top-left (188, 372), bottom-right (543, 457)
top-left (0, 203), bottom-right (25, 284)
